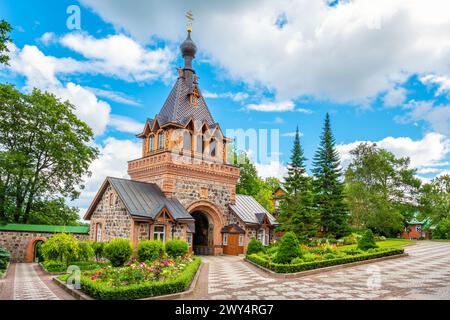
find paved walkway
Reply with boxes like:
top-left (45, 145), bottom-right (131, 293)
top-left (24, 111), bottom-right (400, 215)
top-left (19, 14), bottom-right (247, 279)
top-left (186, 241), bottom-right (450, 300)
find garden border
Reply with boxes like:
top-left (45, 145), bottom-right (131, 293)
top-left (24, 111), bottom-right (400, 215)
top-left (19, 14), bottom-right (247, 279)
top-left (245, 252), bottom-right (408, 279)
top-left (0, 262), bottom-right (9, 280)
top-left (39, 263), bottom-right (65, 275)
top-left (52, 261), bottom-right (204, 300)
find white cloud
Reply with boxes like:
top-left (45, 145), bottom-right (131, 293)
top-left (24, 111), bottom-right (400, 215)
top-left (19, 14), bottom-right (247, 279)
top-left (71, 137), bottom-right (142, 218)
top-left (85, 87), bottom-right (141, 106)
top-left (38, 32), bottom-right (57, 46)
top-left (245, 100), bottom-right (312, 113)
top-left (109, 115), bottom-right (144, 133)
top-left (202, 90), bottom-right (249, 102)
top-left (383, 87), bottom-right (407, 107)
top-left (420, 74), bottom-right (450, 96)
top-left (80, 0), bottom-right (450, 103)
top-left (336, 133), bottom-right (450, 175)
top-left (282, 131), bottom-right (304, 137)
top-left (255, 160), bottom-right (287, 181)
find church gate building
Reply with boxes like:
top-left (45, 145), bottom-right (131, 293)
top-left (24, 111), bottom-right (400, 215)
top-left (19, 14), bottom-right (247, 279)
top-left (84, 28), bottom-right (278, 255)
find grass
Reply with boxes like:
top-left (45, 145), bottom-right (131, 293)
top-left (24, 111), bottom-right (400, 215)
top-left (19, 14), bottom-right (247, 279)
top-left (337, 238), bottom-right (416, 251)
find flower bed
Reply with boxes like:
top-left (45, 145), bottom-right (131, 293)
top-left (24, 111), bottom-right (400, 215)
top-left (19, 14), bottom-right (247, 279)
top-left (247, 247), bottom-right (404, 273)
top-left (77, 255), bottom-right (201, 300)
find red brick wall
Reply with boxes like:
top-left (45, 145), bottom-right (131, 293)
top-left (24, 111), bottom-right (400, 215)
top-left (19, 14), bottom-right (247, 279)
top-left (401, 224), bottom-right (423, 239)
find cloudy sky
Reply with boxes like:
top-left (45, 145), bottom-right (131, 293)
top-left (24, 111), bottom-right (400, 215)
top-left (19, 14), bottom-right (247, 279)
top-left (1, 0), bottom-right (450, 218)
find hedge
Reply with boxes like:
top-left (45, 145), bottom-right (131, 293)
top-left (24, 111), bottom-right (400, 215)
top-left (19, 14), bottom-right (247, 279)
top-left (246, 248), bottom-right (404, 274)
top-left (42, 260), bottom-right (109, 273)
top-left (80, 257), bottom-right (201, 300)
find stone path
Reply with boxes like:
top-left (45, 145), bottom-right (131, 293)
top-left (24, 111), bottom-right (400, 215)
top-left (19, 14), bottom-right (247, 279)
top-left (186, 241), bottom-right (450, 300)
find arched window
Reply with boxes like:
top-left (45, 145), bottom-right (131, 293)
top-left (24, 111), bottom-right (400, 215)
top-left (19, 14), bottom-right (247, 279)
top-left (210, 138), bottom-right (217, 157)
top-left (149, 135), bottom-right (155, 152)
top-left (183, 131), bottom-right (192, 151)
top-left (95, 223), bottom-right (102, 242)
top-left (158, 131), bottom-right (165, 150)
top-left (196, 134), bottom-right (203, 154)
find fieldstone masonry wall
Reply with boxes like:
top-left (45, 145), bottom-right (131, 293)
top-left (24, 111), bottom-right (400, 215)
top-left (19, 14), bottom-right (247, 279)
top-left (0, 231), bottom-right (88, 262)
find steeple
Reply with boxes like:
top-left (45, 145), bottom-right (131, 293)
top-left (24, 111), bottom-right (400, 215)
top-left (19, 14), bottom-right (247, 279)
top-left (180, 11), bottom-right (197, 95)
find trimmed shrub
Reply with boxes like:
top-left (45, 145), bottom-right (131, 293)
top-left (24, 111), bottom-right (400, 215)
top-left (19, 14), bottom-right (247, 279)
top-left (137, 240), bottom-right (165, 262)
top-left (104, 239), bottom-right (132, 267)
top-left (92, 242), bottom-right (105, 261)
top-left (0, 246), bottom-right (11, 270)
top-left (43, 260), bottom-right (67, 273)
top-left (165, 239), bottom-right (189, 258)
top-left (273, 232), bottom-right (301, 264)
top-left (41, 233), bottom-right (79, 264)
top-left (247, 238), bottom-right (264, 255)
top-left (80, 257), bottom-right (201, 300)
top-left (433, 218), bottom-right (450, 240)
top-left (357, 230), bottom-right (378, 251)
top-left (78, 241), bottom-right (95, 261)
top-left (43, 260), bottom-right (110, 273)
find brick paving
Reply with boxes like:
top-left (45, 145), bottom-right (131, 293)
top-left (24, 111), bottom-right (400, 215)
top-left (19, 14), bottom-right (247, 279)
top-left (186, 241), bottom-right (450, 300)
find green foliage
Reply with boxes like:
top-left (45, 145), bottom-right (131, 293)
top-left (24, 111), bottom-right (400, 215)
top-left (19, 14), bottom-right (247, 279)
top-left (0, 246), bottom-right (10, 270)
top-left (312, 113), bottom-right (351, 238)
top-left (0, 84), bottom-right (99, 223)
top-left (284, 127), bottom-right (308, 196)
top-left (80, 257), bottom-right (201, 300)
top-left (419, 175), bottom-right (450, 225)
top-left (247, 238), bottom-right (264, 255)
top-left (28, 198), bottom-right (81, 226)
top-left (43, 260), bottom-right (109, 273)
top-left (104, 239), bottom-right (132, 267)
top-left (92, 242), bottom-right (105, 262)
top-left (433, 218), bottom-right (450, 240)
top-left (345, 143), bottom-right (421, 236)
top-left (165, 239), bottom-right (189, 258)
top-left (42, 260), bottom-right (67, 273)
top-left (137, 240), bottom-right (165, 262)
top-left (274, 232), bottom-right (301, 264)
top-left (235, 151), bottom-right (261, 196)
top-left (0, 20), bottom-right (12, 66)
top-left (247, 248), bottom-right (404, 273)
top-left (78, 241), bottom-right (95, 261)
top-left (357, 230), bottom-right (378, 251)
top-left (41, 233), bottom-right (79, 265)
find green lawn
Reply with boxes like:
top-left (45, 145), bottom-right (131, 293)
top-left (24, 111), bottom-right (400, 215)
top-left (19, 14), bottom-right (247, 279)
top-left (337, 238), bottom-right (416, 251)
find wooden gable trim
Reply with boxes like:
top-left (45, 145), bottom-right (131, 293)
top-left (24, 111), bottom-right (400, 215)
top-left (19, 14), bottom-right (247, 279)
top-left (154, 207), bottom-right (175, 223)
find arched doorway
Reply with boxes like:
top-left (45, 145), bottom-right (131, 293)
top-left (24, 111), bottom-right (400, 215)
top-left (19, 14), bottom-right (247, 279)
top-left (33, 240), bottom-right (45, 263)
top-left (25, 237), bottom-right (47, 263)
top-left (191, 211), bottom-right (214, 255)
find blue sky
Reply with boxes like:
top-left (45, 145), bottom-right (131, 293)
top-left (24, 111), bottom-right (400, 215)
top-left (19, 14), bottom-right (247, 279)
top-left (1, 0), bottom-right (450, 215)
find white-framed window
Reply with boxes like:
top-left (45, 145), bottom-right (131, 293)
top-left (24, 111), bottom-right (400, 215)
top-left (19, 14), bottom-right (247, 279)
top-left (239, 234), bottom-right (244, 246)
top-left (95, 223), bottom-right (102, 242)
top-left (154, 225), bottom-right (166, 243)
top-left (149, 135), bottom-right (155, 152)
top-left (258, 229), bottom-right (269, 246)
top-left (183, 131), bottom-right (192, 151)
top-left (223, 233), bottom-right (228, 246)
top-left (274, 199), bottom-right (280, 209)
top-left (416, 226), bottom-right (422, 232)
top-left (186, 233), bottom-right (193, 247)
top-left (173, 225), bottom-right (183, 239)
top-left (196, 135), bottom-right (203, 154)
top-left (210, 138), bottom-right (217, 157)
top-left (158, 131), bottom-right (164, 150)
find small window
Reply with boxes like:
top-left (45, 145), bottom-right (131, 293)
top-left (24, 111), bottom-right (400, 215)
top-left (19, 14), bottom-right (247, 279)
top-left (223, 233), bottom-right (228, 246)
top-left (158, 131), bottom-right (164, 150)
top-left (154, 225), bottom-right (165, 243)
top-left (186, 233), bottom-right (193, 247)
top-left (210, 138), bottom-right (217, 157)
top-left (416, 226), bottom-right (422, 232)
top-left (196, 135), bottom-right (203, 154)
top-left (239, 234), bottom-right (244, 247)
top-left (108, 192), bottom-right (115, 207)
top-left (95, 223), bottom-right (102, 242)
top-left (173, 225), bottom-right (183, 240)
top-left (149, 135), bottom-right (155, 152)
top-left (183, 131), bottom-right (192, 151)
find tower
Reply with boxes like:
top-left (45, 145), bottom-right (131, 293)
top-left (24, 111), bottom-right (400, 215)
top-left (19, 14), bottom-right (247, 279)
top-left (127, 21), bottom-right (240, 255)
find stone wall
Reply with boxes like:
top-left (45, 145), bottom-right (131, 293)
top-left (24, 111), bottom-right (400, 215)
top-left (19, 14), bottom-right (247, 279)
top-left (0, 231), bottom-right (88, 263)
top-left (89, 185), bottom-right (133, 242)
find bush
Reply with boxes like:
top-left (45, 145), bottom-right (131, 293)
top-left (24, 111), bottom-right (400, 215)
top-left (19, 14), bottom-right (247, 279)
top-left (342, 234), bottom-right (358, 245)
top-left (165, 240), bottom-right (189, 258)
top-left (104, 239), bottom-right (132, 267)
top-left (357, 230), bottom-right (378, 251)
top-left (92, 242), bottom-right (105, 261)
top-left (80, 257), bottom-right (201, 300)
top-left (0, 246), bottom-right (11, 270)
top-left (43, 260), bottom-right (110, 273)
top-left (78, 241), bottom-right (95, 261)
top-left (137, 240), bottom-right (165, 262)
top-left (273, 232), bottom-right (301, 264)
top-left (247, 238), bottom-right (264, 255)
top-left (41, 233), bottom-right (79, 264)
top-left (433, 218), bottom-right (450, 240)
top-left (43, 260), bottom-right (67, 273)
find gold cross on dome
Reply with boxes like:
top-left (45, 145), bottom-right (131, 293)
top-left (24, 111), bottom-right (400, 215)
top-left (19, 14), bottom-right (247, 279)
top-left (186, 10), bottom-right (194, 32)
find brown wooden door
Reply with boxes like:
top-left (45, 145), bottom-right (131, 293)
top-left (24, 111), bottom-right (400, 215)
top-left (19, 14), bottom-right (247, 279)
top-left (223, 234), bottom-right (239, 255)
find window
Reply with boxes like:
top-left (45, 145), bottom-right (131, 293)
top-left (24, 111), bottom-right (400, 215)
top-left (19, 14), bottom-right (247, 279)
top-left (158, 131), bottom-right (165, 150)
top-left (108, 192), bottom-right (115, 207)
top-left (95, 223), bottom-right (102, 242)
top-left (223, 233), bottom-right (228, 246)
top-left (210, 138), bottom-right (217, 157)
top-left (239, 234), bottom-right (244, 246)
top-left (154, 225), bottom-right (165, 243)
top-left (274, 199), bottom-right (281, 209)
top-left (258, 229), bottom-right (269, 246)
top-left (196, 135), bottom-right (203, 154)
top-left (416, 226), bottom-right (422, 232)
top-left (149, 135), bottom-right (155, 152)
top-left (183, 131), bottom-right (192, 151)
top-left (186, 233), bottom-right (193, 247)
top-left (173, 225), bottom-right (183, 239)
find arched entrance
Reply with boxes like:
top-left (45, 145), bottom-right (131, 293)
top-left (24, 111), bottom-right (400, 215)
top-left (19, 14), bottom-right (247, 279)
top-left (187, 200), bottom-right (224, 255)
top-left (25, 237), bottom-right (47, 263)
top-left (33, 240), bottom-right (45, 263)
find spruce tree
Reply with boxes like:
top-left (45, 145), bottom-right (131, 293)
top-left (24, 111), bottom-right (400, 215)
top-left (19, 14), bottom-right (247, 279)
top-left (279, 127), bottom-right (318, 241)
top-left (312, 113), bottom-right (350, 238)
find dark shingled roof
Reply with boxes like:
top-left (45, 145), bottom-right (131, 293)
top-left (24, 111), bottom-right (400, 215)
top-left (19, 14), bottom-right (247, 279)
top-left (108, 177), bottom-right (193, 221)
top-left (229, 195), bottom-right (278, 226)
top-left (156, 77), bottom-right (215, 126)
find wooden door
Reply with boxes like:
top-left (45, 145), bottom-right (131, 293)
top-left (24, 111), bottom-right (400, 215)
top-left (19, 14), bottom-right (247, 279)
top-left (223, 234), bottom-right (239, 255)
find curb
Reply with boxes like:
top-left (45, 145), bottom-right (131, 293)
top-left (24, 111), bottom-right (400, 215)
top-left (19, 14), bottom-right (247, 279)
top-left (245, 253), bottom-right (409, 279)
top-left (52, 261), bottom-right (204, 300)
